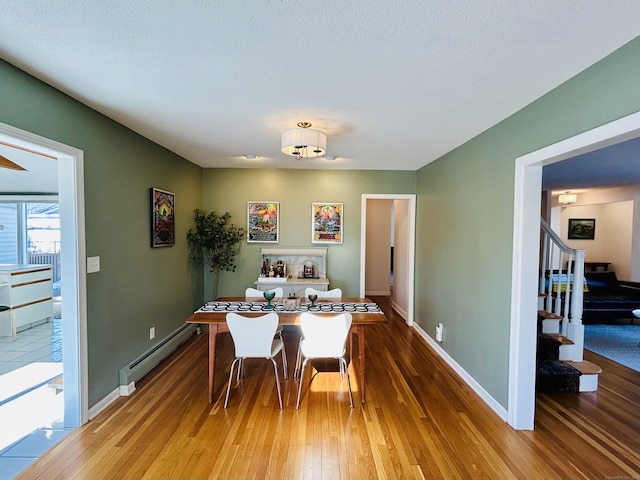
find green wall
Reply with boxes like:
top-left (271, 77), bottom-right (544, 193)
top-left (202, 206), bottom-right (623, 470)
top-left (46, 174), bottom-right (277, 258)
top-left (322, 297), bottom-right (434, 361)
top-left (202, 168), bottom-right (416, 299)
top-left (415, 36), bottom-right (640, 407)
top-left (0, 60), bottom-right (204, 406)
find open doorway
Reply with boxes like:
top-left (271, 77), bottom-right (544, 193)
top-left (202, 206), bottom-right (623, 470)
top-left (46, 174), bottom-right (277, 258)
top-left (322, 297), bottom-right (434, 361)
top-left (0, 122), bottom-right (88, 433)
top-left (360, 194), bottom-right (416, 326)
top-left (509, 111), bottom-right (640, 429)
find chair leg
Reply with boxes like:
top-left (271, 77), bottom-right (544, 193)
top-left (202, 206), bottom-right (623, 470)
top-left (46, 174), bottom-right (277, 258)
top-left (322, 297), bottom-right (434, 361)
top-left (295, 358), bottom-right (310, 409)
top-left (270, 358), bottom-right (283, 409)
top-left (224, 358), bottom-right (241, 408)
top-left (280, 340), bottom-right (288, 379)
top-left (341, 358), bottom-right (354, 408)
top-left (275, 330), bottom-right (288, 378)
top-left (294, 344), bottom-right (302, 379)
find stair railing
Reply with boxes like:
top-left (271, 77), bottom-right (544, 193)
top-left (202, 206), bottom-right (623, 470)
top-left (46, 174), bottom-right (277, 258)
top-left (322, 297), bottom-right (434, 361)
top-left (539, 218), bottom-right (586, 350)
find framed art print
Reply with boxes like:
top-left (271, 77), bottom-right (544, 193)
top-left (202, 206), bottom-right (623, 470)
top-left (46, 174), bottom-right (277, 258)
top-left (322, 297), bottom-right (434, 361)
top-left (568, 218), bottom-right (595, 240)
top-left (312, 202), bottom-right (343, 244)
top-left (151, 188), bottom-right (175, 247)
top-left (247, 201), bottom-right (279, 243)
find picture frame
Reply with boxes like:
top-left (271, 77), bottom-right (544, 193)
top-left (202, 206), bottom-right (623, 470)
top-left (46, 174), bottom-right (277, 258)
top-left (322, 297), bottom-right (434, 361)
top-left (312, 202), bottom-right (343, 244)
top-left (247, 201), bottom-right (279, 243)
top-left (568, 218), bottom-right (595, 240)
top-left (151, 188), bottom-right (175, 247)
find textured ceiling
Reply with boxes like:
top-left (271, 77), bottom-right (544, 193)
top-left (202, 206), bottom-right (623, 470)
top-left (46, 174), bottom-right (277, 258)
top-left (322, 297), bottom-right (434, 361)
top-left (1, 1), bottom-right (640, 174)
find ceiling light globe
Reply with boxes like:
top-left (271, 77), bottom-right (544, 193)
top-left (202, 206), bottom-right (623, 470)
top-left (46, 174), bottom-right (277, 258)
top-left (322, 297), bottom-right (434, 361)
top-left (281, 128), bottom-right (327, 158)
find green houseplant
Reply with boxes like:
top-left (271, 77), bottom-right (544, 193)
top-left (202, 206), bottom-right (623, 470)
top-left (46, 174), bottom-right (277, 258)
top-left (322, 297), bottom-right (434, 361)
top-left (187, 209), bottom-right (245, 301)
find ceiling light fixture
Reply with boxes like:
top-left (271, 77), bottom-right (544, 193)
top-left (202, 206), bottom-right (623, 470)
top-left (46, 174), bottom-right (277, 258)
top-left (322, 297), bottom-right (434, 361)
top-left (281, 121), bottom-right (327, 160)
top-left (558, 191), bottom-right (577, 206)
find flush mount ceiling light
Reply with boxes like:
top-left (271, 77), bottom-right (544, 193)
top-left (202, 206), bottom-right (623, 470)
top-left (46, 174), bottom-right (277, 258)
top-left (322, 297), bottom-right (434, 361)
top-left (558, 191), bottom-right (577, 206)
top-left (281, 121), bottom-right (327, 160)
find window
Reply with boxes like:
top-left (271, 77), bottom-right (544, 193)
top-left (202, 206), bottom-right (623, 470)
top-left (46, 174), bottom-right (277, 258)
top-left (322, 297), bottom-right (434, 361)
top-left (0, 200), bottom-right (60, 283)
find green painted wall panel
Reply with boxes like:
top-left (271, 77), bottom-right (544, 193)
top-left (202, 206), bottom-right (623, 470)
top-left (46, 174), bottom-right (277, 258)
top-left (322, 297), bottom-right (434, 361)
top-left (0, 60), bottom-right (204, 406)
top-left (200, 168), bottom-right (415, 300)
top-left (416, 37), bottom-right (640, 407)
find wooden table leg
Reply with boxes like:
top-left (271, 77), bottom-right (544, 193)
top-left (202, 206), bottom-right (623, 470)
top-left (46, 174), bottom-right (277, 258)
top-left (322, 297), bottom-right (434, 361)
top-left (208, 324), bottom-right (218, 403)
top-left (349, 330), bottom-right (354, 364)
top-left (353, 325), bottom-right (366, 403)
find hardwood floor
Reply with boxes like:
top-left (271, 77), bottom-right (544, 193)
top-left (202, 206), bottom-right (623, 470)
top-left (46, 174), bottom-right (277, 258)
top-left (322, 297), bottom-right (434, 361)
top-left (17, 297), bottom-right (640, 479)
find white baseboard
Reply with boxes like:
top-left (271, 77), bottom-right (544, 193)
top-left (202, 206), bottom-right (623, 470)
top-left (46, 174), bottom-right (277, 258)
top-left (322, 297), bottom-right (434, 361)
top-left (412, 323), bottom-right (508, 423)
top-left (88, 387), bottom-right (120, 420)
top-left (365, 290), bottom-right (390, 296)
top-left (390, 300), bottom-right (407, 320)
top-left (119, 382), bottom-right (136, 396)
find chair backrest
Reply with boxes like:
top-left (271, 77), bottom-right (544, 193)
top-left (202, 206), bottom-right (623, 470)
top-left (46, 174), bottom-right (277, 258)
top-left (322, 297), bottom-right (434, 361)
top-left (226, 312), bottom-right (279, 357)
top-left (305, 287), bottom-right (342, 298)
top-left (245, 287), bottom-right (284, 299)
top-left (299, 312), bottom-right (352, 357)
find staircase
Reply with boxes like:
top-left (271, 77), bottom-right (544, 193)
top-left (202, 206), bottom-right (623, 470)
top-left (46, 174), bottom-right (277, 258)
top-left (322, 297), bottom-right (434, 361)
top-left (537, 218), bottom-right (601, 392)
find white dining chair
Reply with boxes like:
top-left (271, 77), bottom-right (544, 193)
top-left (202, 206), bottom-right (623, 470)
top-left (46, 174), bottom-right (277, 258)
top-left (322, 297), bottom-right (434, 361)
top-left (295, 287), bottom-right (344, 378)
top-left (295, 312), bottom-right (353, 409)
top-left (304, 287), bottom-right (342, 298)
top-left (224, 312), bottom-right (287, 409)
top-left (245, 287), bottom-right (287, 373)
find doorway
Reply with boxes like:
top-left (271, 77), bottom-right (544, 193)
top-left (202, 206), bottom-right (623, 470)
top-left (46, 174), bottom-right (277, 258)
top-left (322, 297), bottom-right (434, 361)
top-left (0, 122), bottom-right (88, 427)
top-left (360, 194), bottom-right (416, 326)
top-left (509, 110), bottom-right (640, 429)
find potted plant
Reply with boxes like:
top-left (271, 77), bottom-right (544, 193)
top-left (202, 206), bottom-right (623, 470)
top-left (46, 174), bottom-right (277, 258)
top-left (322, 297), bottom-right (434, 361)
top-left (187, 209), bottom-right (245, 300)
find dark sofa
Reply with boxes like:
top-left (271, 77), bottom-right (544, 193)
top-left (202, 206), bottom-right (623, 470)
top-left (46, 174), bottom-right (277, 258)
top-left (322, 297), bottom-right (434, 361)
top-left (579, 271), bottom-right (640, 323)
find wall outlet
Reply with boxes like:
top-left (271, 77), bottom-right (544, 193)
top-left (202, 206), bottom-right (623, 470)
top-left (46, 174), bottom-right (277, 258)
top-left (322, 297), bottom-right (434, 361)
top-left (435, 323), bottom-right (444, 342)
top-left (87, 256), bottom-right (100, 273)
top-left (149, 327), bottom-right (155, 340)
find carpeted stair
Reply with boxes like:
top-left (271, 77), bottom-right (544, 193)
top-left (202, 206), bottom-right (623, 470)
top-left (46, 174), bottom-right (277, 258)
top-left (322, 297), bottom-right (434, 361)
top-left (536, 332), bottom-right (581, 393)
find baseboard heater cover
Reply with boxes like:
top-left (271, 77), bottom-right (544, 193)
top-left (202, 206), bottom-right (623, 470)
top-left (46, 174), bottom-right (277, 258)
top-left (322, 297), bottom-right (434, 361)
top-left (118, 323), bottom-right (197, 394)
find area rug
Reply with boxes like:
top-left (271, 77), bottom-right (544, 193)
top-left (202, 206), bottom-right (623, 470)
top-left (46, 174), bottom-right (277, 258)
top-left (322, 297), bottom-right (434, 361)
top-left (584, 324), bottom-right (640, 373)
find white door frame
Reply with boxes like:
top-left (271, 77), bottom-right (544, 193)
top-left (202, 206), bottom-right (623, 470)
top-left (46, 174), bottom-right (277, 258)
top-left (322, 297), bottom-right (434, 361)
top-left (509, 111), bottom-right (640, 429)
top-left (0, 122), bottom-right (88, 427)
top-left (360, 194), bottom-right (416, 326)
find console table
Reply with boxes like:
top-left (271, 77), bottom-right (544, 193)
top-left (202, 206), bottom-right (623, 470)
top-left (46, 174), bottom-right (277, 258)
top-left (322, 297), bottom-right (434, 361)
top-left (256, 247), bottom-right (330, 296)
top-left (584, 261), bottom-right (611, 272)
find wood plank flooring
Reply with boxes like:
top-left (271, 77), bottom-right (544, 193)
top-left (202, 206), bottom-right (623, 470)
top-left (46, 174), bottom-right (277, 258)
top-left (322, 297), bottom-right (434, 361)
top-left (17, 297), bottom-right (640, 479)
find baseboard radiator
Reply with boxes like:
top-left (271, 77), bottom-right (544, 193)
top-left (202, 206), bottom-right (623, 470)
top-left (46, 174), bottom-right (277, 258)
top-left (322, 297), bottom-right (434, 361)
top-left (118, 323), bottom-right (198, 396)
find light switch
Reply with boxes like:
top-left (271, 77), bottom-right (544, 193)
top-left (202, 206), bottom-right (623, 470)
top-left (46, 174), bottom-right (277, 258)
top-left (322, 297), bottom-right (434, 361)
top-left (87, 256), bottom-right (100, 273)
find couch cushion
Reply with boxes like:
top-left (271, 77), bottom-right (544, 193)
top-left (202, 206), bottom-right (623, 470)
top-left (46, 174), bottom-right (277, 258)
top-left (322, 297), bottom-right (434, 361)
top-left (547, 272), bottom-right (589, 293)
top-left (584, 271), bottom-right (619, 292)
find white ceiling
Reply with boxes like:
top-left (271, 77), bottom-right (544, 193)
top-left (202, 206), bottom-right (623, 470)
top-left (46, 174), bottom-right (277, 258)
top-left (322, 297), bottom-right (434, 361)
top-left (0, 144), bottom-right (58, 193)
top-left (1, 1), bottom-right (640, 178)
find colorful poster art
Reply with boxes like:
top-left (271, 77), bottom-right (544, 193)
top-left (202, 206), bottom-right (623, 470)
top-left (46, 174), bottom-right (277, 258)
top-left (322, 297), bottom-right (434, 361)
top-left (247, 201), bottom-right (279, 243)
top-left (312, 203), bottom-right (343, 244)
top-left (151, 188), bottom-right (175, 247)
